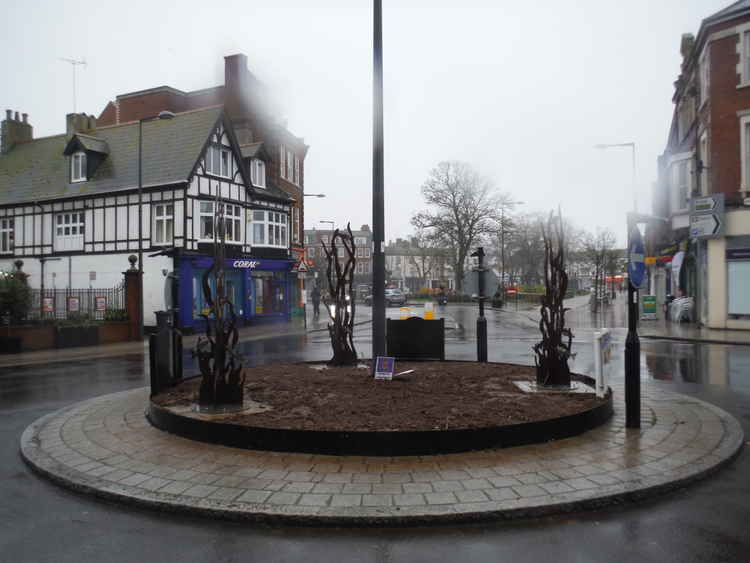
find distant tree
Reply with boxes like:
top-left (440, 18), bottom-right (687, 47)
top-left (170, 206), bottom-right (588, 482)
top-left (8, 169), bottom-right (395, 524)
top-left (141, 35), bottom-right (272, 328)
top-left (407, 228), bottom-right (443, 289)
top-left (412, 161), bottom-right (505, 293)
top-left (582, 228), bottom-right (618, 312)
top-left (503, 212), bottom-right (546, 286)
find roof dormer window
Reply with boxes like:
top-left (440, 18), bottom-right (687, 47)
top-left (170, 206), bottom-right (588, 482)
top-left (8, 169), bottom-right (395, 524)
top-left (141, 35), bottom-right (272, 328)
top-left (71, 151), bottom-right (87, 183)
top-left (251, 159), bottom-right (266, 188)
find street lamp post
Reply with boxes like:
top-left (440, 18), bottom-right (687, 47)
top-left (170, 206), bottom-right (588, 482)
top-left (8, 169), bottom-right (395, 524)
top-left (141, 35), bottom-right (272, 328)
top-left (594, 141), bottom-right (639, 428)
top-left (138, 111), bottom-right (175, 339)
top-left (471, 247), bottom-right (487, 362)
top-left (304, 194), bottom-right (326, 198)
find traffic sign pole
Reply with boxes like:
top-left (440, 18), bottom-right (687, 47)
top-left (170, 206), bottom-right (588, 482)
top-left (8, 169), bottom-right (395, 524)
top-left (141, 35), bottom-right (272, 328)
top-left (625, 223), bottom-right (643, 429)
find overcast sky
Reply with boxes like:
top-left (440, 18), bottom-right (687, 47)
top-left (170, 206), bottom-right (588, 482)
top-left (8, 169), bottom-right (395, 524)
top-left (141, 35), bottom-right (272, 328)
top-left (1, 0), bottom-right (731, 245)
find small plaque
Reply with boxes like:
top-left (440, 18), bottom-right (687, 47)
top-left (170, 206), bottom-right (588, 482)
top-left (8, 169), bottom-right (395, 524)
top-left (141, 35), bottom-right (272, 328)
top-left (374, 356), bottom-right (395, 380)
top-left (95, 296), bottom-right (106, 312)
top-left (42, 297), bottom-right (54, 313)
top-left (68, 296), bottom-right (80, 313)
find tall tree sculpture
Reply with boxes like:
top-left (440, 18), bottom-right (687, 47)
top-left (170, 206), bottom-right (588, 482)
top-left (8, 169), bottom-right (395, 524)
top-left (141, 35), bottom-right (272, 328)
top-left (194, 204), bottom-right (245, 407)
top-left (533, 211), bottom-right (574, 387)
top-left (321, 224), bottom-right (358, 366)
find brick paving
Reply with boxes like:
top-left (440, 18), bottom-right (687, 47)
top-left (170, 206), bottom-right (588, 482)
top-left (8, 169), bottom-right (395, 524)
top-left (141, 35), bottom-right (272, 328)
top-left (20, 381), bottom-right (743, 525)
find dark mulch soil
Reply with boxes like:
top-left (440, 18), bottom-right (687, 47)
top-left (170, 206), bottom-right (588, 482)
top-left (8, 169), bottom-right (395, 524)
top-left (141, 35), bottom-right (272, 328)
top-left (152, 362), bottom-right (607, 432)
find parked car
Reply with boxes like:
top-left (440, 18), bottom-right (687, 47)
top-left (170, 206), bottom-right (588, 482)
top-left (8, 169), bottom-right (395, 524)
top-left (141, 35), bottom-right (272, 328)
top-left (364, 288), bottom-right (407, 307)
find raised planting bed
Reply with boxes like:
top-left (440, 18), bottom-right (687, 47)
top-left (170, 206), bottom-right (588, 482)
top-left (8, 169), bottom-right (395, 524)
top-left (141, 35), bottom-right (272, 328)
top-left (148, 361), bottom-right (613, 456)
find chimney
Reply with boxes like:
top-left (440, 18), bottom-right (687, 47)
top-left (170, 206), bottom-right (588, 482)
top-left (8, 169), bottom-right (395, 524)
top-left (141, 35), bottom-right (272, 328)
top-left (66, 113), bottom-right (95, 139)
top-left (224, 53), bottom-right (249, 120)
top-left (1, 109), bottom-right (33, 155)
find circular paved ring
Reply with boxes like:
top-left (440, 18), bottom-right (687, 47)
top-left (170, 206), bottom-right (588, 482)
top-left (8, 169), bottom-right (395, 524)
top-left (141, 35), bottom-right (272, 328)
top-left (20, 381), bottom-right (744, 526)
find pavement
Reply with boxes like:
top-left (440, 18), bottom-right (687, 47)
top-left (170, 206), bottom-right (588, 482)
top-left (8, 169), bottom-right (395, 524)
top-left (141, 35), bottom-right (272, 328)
top-left (20, 379), bottom-right (742, 525)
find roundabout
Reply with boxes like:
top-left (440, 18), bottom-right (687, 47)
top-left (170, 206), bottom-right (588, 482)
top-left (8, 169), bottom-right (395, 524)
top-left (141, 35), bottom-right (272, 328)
top-left (20, 376), bottom-right (743, 525)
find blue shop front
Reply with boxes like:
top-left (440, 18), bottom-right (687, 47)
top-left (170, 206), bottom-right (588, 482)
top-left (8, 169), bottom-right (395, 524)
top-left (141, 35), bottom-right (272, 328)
top-left (177, 256), bottom-right (295, 332)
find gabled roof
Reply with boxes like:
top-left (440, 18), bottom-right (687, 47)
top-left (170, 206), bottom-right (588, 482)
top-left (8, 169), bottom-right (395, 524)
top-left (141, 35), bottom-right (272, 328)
top-left (0, 106), bottom-right (223, 206)
top-left (240, 141), bottom-right (268, 160)
top-left (63, 133), bottom-right (110, 156)
top-left (705, 0), bottom-right (750, 25)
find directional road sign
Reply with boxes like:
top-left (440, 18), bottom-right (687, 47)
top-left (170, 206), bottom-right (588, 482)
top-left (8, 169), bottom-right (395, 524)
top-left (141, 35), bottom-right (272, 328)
top-left (628, 226), bottom-right (646, 289)
top-left (690, 193), bottom-right (724, 238)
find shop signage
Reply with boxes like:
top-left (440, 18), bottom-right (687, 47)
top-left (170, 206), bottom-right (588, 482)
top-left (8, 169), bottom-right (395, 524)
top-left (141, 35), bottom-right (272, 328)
top-left (645, 256), bottom-right (657, 265)
top-left (232, 260), bottom-right (260, 269)
top-left (95, 296), bottom-right (106, 312)
top-left (68, 296), bottom-right (80, 312)
top-left (726, 248), bottom-right (750, 260)
top-left (641, 295), bottom-right (657, 320)
top-left (690, 193), bottom-right (724, 238)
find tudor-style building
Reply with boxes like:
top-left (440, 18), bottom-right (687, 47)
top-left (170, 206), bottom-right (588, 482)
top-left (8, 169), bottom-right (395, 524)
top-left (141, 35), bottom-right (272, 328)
top-left (0, 105), bottom-right (295, 331)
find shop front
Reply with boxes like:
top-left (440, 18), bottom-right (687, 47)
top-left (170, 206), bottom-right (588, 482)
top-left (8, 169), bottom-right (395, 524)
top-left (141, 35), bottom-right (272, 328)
top-left (177, 256), bottom-right (294, 332)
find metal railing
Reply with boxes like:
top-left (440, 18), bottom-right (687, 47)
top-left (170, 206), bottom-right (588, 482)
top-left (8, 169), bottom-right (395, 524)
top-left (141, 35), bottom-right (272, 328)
top-left (28, 283), bottom-right (126, 321)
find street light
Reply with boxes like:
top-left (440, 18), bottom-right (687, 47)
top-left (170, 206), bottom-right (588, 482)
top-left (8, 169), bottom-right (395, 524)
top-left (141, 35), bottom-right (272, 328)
top-left (138, 110), bottom-right (175, 339)
top-left (500, 200), bottom-right (524, 295)
top-left (304, 193), bottom-right (326, 198)
top-left (319, 220), bottom-right (335, 229)
top-left (594, 140), bottom-right (639, 428)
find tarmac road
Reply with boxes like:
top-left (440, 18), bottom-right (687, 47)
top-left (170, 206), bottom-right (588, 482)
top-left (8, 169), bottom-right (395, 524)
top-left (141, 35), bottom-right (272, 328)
top-left (1, 301), bottom-right (749, 562)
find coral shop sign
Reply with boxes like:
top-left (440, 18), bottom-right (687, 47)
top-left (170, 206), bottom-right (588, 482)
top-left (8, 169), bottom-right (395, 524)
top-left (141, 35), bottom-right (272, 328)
top-left (232, 260), bottom-right (260, 269)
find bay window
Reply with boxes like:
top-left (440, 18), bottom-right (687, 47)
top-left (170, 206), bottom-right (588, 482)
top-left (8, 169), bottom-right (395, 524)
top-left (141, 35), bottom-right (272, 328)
top-left (250, 210), bottom-right (288, 248)
top-left (153, 203), bottom-right (173, 245)
top-left (199, 201), bottom-right (242, 243)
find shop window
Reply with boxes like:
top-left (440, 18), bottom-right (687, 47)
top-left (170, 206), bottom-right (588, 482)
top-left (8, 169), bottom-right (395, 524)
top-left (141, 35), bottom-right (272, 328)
top-left (252, 271), bottom-right (286, 314)
top-left (193, 268), bottom-right (243, 318)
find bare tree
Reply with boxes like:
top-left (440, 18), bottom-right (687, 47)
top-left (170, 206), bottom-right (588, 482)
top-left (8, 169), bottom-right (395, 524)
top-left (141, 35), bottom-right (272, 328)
top-left (412, 161), bottom-right (504, 293)
top-left (582, 228), bottom-right (617, 312)
top-left (533, 211), bottom-right (573, 387)
top-left (407, 228), bottom-right (443, 289)
top-left (503, 212), bottom-right (546, 286)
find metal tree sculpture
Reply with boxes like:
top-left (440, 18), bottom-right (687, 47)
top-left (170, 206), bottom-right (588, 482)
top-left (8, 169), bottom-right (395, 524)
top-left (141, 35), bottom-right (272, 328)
top-left (194, 205), bottom-right (245, 407)
top-left (321, 224), bottom-right (358, 366)
top-left (533, 211), bottom-right (574, 387)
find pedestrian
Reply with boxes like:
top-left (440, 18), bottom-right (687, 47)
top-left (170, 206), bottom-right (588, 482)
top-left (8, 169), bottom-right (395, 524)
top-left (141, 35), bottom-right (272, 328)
top-left (311, 285), bottom-right (321, 318)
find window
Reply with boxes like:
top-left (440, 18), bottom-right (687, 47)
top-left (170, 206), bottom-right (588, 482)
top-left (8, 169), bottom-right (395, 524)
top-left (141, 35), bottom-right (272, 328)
top-left (153, 204), bottom-right (173, 245)
top-left (206, 145), bottom-right (230, 177)
top-left (55, 212), bottom-right (85, 251)
top-left (699, 133), bottom-right (710, 196)
top-left (250, 210), bottom-right (288, 248)
top-left (292, 207), bottom-right (299, 243)
top-left (671, 160), bottom-right (690, 213)
top-left (744, 30), bottom-right (750, 85)
top-left (677, 99), bottom-right (694, 141)
top-left (250, 159), bottom-right (266, 188)
top-left (199, 201), bottom-right (242, 242)
top-left (279, 144), bottom-right (286, 178)
top-left (286, 150), bottom-right (294, 180)
top-left (0, 218), bottom-right (13, 253)
top-left (294, 156), bottom-right (300, 186)
top-left (741, 113), bottom-right (750, 190)
top-left (71, 151), bottom-right (86, 182)
top-left (699, 47), bottom-right (710, 104)
top-left (307, 247), bottom-right (315, 258)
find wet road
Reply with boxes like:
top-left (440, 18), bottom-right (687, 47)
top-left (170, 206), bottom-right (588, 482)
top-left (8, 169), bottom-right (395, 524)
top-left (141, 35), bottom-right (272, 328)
top-left (1, 302), bottom-right (749, 562)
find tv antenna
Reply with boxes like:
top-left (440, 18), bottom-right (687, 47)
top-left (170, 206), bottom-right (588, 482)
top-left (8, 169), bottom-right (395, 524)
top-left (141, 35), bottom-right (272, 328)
top-left (59, 57), bottom-right (87, 112)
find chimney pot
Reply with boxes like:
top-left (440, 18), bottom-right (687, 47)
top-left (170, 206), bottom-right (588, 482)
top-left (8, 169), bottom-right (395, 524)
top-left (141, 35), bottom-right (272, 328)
top-left (5, 110), bottom-right (11, 120)
top-left (22, 113), bottom-right (28, 124)
top-left (14, 111), bottom-right (19, 121)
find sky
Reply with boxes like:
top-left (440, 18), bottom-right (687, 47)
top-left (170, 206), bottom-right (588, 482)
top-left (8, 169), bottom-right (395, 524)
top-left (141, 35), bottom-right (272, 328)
top-left (0, 0), bottom-right (732, 246)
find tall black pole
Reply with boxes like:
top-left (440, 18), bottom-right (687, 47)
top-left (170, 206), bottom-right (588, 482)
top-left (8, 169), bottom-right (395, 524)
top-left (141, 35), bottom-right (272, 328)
top-left (372, 0), bottom-right (386, 368)
top-left (625, 220), bottom-right (641, 429)
top-left (473, 247), bottom-right (487, 362)
top-left (137, 119), bottom-right (144, 340)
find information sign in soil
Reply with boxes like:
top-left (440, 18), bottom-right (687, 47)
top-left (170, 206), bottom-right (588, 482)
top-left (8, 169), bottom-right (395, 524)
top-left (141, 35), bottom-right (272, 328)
top-left (374, 356), bottom-right (395, 380)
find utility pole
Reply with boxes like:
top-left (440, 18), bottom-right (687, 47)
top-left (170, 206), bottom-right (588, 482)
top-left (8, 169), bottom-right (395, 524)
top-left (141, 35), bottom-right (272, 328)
top-left (59, 57), bottom-right (87, 112)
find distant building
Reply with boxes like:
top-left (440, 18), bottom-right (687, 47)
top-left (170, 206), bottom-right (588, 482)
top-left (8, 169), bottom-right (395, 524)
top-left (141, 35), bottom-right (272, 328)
top-left (650, 0), bottom-right (750, 328)
top-left (304, 225), bottom-right (373, 287)
top-left (384, 238), bottom-right (453, 292)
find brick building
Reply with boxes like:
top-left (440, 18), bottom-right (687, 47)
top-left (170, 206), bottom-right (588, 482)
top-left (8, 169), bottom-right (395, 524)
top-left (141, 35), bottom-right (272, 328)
top-left (304, 225), bottom-right (372, 293)
top-left (651, 0), bottom-right (750, 329)
top-left (96, 54), bottom-right (309, 315)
